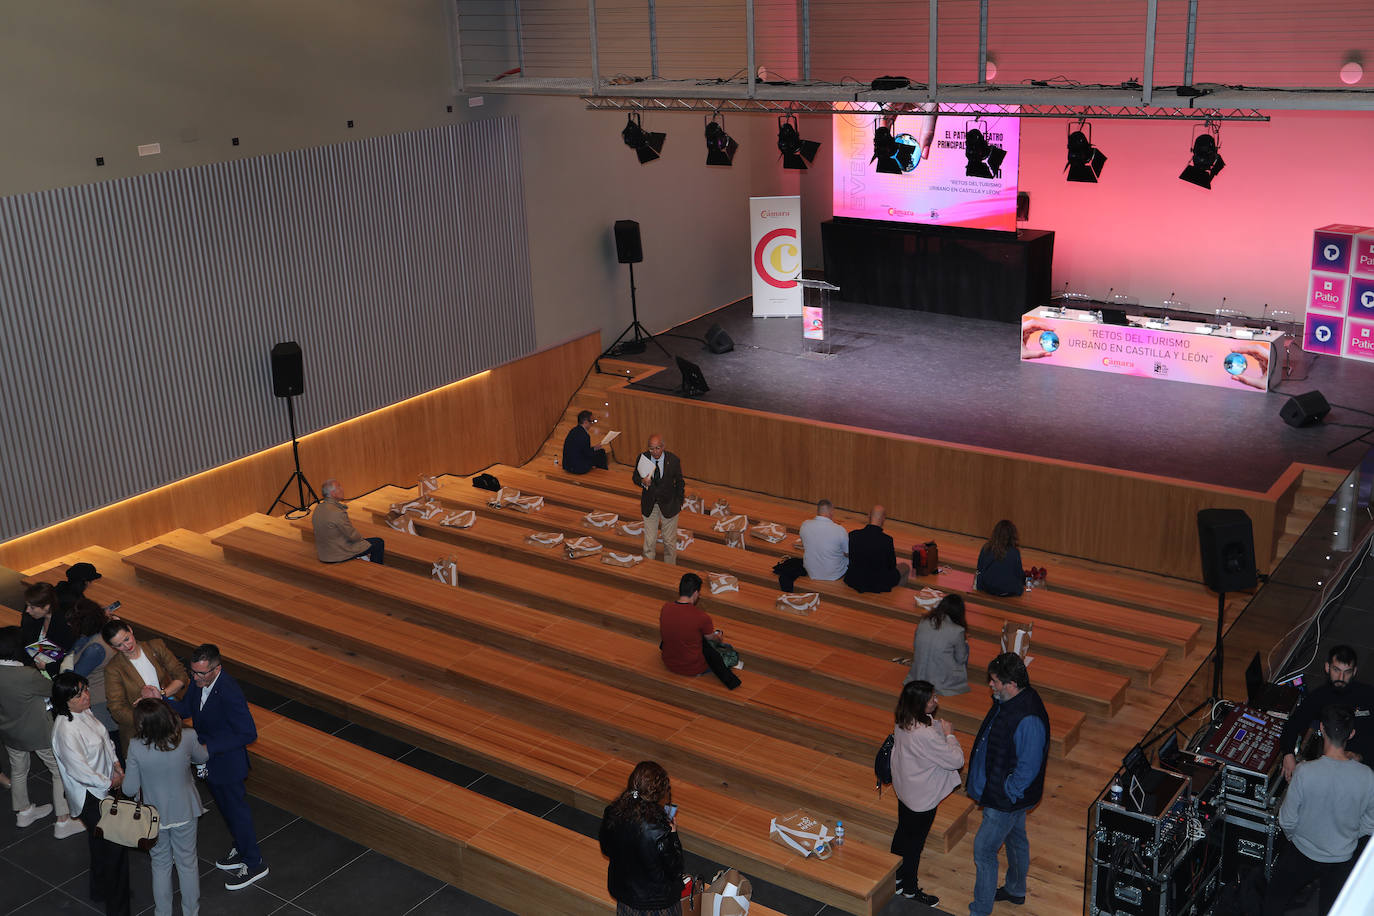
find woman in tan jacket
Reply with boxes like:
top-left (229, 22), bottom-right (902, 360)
top-left (100, 620), bottom-right (186, 753)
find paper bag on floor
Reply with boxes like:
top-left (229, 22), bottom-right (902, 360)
top-left (670, 530), bottom-right (694, 552)
top-left (709, 499), bottom-right (731, 518)
top-left (914, 587), bottom-right (945, 611)
top-left (565, 536), bottom-right (603, 559)
top-left (775, 592), bottom-right (820, 615)
top-left (750, 522), bottom-right (787, 544)
top-left (708, 572), bottom-right (739, 595)
top-left (713, 514), bottom-right (748, 534)
top-left (509, 494), bottom-right (544, 512)
top-left (431, 556), bottom-right (459, 587)
top-left (724, 531), bottom-right (748, 551)
top-left (699, 868), bottom-right (753, 916)
top-left (584, 510), bottom-right (618, 529)
top-left (385, 511), bottom-right (416, 535)
top-left (683, 495), bottom-right (704, 515)
top-left (618, 520), bottom-right (644, 537)
top-left (1001, 621), bottom-right (1034, 665)
top-left (418, 474), bottom-right (439, 498)
top-left (490, 486), bottom-right (522, 508)
top-left (416, 499), bottom-right (443, 520)
top-left (440, 510), bottom-right (475, 528)
top-left (526, 531), bottom-right (564, 548)
top-left (390, 498), bottom-right (422, 517)
top-left (769, 810), bottom-right (832, 860)
top-left (601, 550), bottom-right (643, 568)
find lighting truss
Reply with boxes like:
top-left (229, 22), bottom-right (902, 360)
top-left (583, 97), bottom-right (1270, 122)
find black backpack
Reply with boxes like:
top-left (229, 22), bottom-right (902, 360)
top-left (472, 473), bottom-right (500, 491)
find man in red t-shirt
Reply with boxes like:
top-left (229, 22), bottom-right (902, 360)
top-left (659, 573), bottom-right (741, 689)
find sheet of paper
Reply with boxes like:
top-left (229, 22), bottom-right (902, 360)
top-left (636, 454), bottom-right (656, 480)
top-left (598, 429), bottom-right (620, 448)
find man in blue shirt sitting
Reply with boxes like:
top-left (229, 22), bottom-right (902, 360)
top-left (965, 652), bottom-right (1049, 916)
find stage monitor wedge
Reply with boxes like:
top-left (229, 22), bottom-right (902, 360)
top-left (705, 324), bottom-right (735, 354)
top-left (1279, 391), bottom-right (1330, 428)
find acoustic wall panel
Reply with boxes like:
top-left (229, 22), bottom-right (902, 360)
top-left (0, 118), bottom-right (535, 541)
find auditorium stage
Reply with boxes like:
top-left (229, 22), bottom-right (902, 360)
top-left (625, 298), bottom-right (1374, 493)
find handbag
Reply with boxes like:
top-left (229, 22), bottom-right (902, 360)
top-left (472, 473), bottom-right (501, 491)
top-left (772, 556), bottom-right (806, 592)
top-left (874, 733), bottom-right (895, 794)
top-left (911, 540), bottom-right (940, 576)
top-left (96, 794), bottom-right (160, 851)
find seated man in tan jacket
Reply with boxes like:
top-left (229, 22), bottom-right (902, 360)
top-left (102, 619), bottom-right (186, 753)
top-left (311, 479), bottom-right (385, 564)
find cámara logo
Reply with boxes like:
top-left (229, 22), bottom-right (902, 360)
top-left (754, 228), bottom-right (799, 289)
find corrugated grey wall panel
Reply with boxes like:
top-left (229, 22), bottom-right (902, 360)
top-left (0, 118), bottom-right (535, 541)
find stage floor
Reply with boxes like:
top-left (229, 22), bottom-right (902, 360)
top-left (627, 299), bottom-right (1374, 492)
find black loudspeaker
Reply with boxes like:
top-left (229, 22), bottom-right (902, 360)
top-left (614, 220), bottom-right (643, 264)
top-left (271, 341), bottom-right (304, 398)
top-left (705, 323), bottom-right (735, 354)
top-left (1279, 390), bottom-right (1330, 428)
top-left (1197, 509), bottom-right (1258, 593)
top-left (676, 356), bottom-right (709, 396)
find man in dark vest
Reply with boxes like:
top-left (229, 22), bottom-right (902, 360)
top-left (966, 652), bottom-right (1049, 916)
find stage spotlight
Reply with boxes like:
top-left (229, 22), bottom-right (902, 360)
top-left (622, 113), bottom-right (665, 164)
top-left (1180, 127), bottom-right (1225, 189)
top-left (777, 114), bottom-right (820, 170)
top-left (964, 121), bottom-right (1006, 179)
top-left (871, 123), bottom-right (919, 174)
top-left (1065, 122), bottom-right (1107, 182)
top-left (704, 116), bottom-right (738, 166)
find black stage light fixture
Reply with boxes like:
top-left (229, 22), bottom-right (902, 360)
top-left (1180, 126), bottom-right (1225, 189)
top-left (871, 122), bottom-right (918, 175)
top-left (704, 115), bottom-right (738, 166)
top-left (1065, 121), bottom-right (1107, 183)
top-left (622, 113), bottom-right (665, 164)
top-left (777, 114), bottom-right (820, 170)
top-left (964, 121), bottom-right (1006, 179)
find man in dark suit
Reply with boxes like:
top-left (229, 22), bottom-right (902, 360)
top-left (165, 644), bottom-right (268, 891)
top-left (561, 409), bottom-right (609, 474)
top-left (844, 505), bottom-right (910, 593)
top-left (633, 433), bottom-right (686, 564)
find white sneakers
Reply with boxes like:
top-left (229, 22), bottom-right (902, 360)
top-left (15, 804), bottom-right (52, 828)
top-left (54, 818), bottom-right (87, 839)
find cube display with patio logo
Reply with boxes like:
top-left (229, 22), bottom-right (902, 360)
top-left (1305, 224), bottom-right (1374, 362)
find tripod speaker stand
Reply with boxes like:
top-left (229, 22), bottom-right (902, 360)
top-left (266, 341), bottom-right (319, 516)
top-left (600, 220), bottom-right (671, 367)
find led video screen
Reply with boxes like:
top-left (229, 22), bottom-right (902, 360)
top-left (832, 103), bottom-right (1022, 232)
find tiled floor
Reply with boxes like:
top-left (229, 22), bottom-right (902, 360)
top-left (2, 676), bottom-right (949, 915)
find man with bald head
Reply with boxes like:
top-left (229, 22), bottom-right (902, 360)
top-left (843, 505), bottom-right (910, 593)
top-left (633, 434), bottom-right (686, 564)
top-left (311, 479), bottom-right (385, 564)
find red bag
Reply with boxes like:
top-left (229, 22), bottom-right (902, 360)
top-left (911, 541), bottom-right (939, 577)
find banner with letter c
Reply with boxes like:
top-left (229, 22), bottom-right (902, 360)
top-left (751, 196), bottom-right (803, 317)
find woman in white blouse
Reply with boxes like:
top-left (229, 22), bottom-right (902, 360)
top-left (889, 679), bottom-right (965, 907)
top-left (51, 672), bottom-right (131, 916)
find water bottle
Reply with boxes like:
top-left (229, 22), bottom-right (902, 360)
top-left (1110, 780), bottom-right (1123, 804)
top-left (834, 822), bottom-right (845, 847)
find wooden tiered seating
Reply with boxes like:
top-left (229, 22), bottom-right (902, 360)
top-left (210, 524), bottom-right (980, 850)
top-left (349, 489), bottom-right (1085, 756)
top-left (447, 470), bottom-right (1187, 675)
top-left (32, 551), bottom-right (897, 916)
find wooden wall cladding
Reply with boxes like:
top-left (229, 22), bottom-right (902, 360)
top-left (2, 333), bottom-right (601, 573)
top-left (609, 382), bottom-right (1299, 581)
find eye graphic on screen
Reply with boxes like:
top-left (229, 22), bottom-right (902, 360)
top-left (1223, 352), bottom-right (1248, 376)
top-left (1039, 330), bottom-right (1059, 353)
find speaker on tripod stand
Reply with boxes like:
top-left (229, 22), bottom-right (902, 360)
top-left (267, 341), bottom-right (319, 515)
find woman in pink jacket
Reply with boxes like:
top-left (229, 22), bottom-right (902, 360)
top-left (890, 679), bottom-right (965, 906)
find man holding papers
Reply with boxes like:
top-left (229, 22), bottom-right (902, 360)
top-left (562, 410), bottom-right (613, 474)
top-left (634, 434), bottom-right (686, 564)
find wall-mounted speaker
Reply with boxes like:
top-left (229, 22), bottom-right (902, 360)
top-left (271, 341), bottom-right (304, 398)
top-left (1279, 390), bottom-right (1330, 428)
top-left (614, 220), bottom-right (643, 264)
top-left (1197, 508), bottom-right (1258, 593)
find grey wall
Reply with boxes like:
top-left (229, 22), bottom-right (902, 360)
top-left (0, 119), bottom-right (535, 540)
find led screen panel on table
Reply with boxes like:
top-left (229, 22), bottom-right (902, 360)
top-left (832, 103), bottom-right (1021, 232)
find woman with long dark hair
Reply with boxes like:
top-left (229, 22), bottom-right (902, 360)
top-left (51, 672), bottom-right (130, 915)
top-left (598, 761), bottom-right (685, 916)
top-left (975, 519), bottom-right (1025, 597)
top-left (21, 582), bottom-right (75, 677)
top-left (906, 594), bottom-right (970, 695)
top-left (890, 679), bottom-right (964, 906)
top-left (124, 698), bottom-right (207, 916)
top-left (65, 598), bottom-right (118, 734)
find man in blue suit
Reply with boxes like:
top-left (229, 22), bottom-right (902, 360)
top-left (166, 644), bottom-right (268, 891)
